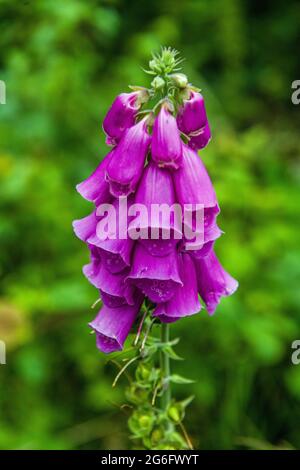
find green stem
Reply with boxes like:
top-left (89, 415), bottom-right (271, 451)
top-left (160, 323), bottom-right (171, 411)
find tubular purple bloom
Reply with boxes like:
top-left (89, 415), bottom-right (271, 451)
top-left (153, 253), bottom-right (201, 323)
top-left (182, 211), bottom-right (222, 252)
top-left (173, 144), bottom-right (217, 210)
top-left (128, 162), bottom-right (182, 256)
top-left (89, 295), bottom-right (144, 354)
top-left (151, 102), bottom-right (182, 170)
top-left (87, 196), bottom-right (135, 274)
top-left (194, 250), bottom-right (238, 315)
top-left (182, 222), bottom-right (222, 253)
top-left (106, 117), bottom-right (151, 197)
top-left (83, 256), bottom-right (135, 307)
top-left (127, 243), bottom-right (182, 303)
top-left (74, 50), bottom-right (239, 356)
top-left (76, 151), bottom-right (114, 204)
top-left (82, 245), bottom-right (101, 286)
top-left (103, 90), bottom-right (148, 145)
top-left (87, 236), bottom-right (134, 274)
top-left (72, 211), bottom-right (97, 242)
top-left (189, 122), bottom-right (211, 151)
top-left (177, 91), bottom-right (208, 135)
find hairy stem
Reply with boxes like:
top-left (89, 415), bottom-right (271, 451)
top-left (160, 323), bottom-right (171, 411)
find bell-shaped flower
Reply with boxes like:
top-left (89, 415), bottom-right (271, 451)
top-left (153, 253), bottom-right (201, 323)
top-left (83, 253), bottom-right (135, 308)
top-left (189, 122), bottom-right (211, 151)
top-left (128, 162), bottom-right (182, 256)
top-left (87, 196), bottom-right (135, 274)
top-left (76, 150), bottom-right (114, 204)
top-left (151, 102), bottom-right (182, 170)
top-left (89, 294), bottom-right (144, 353)
top-left (72, 211), bottom-right (97, 242)
top-left (177, 91), bottom-right (208, 135)
top-left (194, 251), bottom-right (238, 315)
top-left (106, 117), bottom-right (151, 197)
top-left (173, 144), bottom-right (217, 211)
top-left (127, 243), bottom-right (182, 303)
top-left (103, 90), bottom-right (148, 145)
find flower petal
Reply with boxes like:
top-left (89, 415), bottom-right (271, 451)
top-left (127, 243), bottom-right (182, 303)
top-left (106, 118), bottom-right (151, 197)
top-left (88, 236), bottom-right (134, 274)
top-left (103, 92), bottom-right (138, 144)
top-left (194, 251), bottom-right (238, 315)
top-left (151, 103), bottom-right (182, 170)
top-left (153, 253), bottom-right (201, 323)
top-left (173, 144), bottom-right (217, 209)
top-left (72, 212), bottom-right (97, 242)
top-left (76, 151), bottom-right (113, 204)
top-left (177, 91), bottom-right (208, 135)
top-left (128, 162), bottom-right (182, 256)
top-left (89, 295), bottom-right (143, 353)
top-left (189, 122), bottom-right (211, 151)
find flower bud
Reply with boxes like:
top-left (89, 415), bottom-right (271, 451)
top-left (151, 76), bottom-right (165, 91)
top-left (103, 89), bottom-right (149, 145)
top-left (151, 102), bottom-right (182, 170)
top-left (135, 363), bottom-right (152, 381)
top-left (169, 73), bottom-right (188, 89)
top-left (139, 415), bottom-right (152, 429)
top-left (168, 405), bottom-right (182, 423)
top-left (177, 91), bottom-right (208, 135)
top-left (151, 428), bottom-right (164, 445)
top-left (126, 384), bottom-right (149, 405)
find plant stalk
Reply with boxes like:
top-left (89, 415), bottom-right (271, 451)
top-left (160, 323), bottom-right (171, 411)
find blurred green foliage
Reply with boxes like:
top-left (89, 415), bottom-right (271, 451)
top-left (0, 0), bottom-right (300, 450)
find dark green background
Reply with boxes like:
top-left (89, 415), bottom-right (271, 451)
top-left (0, 0), bottom-right (299, 449)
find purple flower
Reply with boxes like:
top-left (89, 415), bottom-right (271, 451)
top-left (106, 117), bottom-right (151, 197)
top-left (127, 243), bottom-right (182, 303)
top-left (151, 103), bottom-right (182, 169)
top-left (194, 250), bottom-right (238, 315)
top-left (128, 162), bottom-right (182, 256)
top-left (87, 236), bottom-right (134, 274)
top-left (74, 58), bottom-right (238, 354)
top-left (83, 253), bottom-right (135, 307)
top-left (87, 197), bottom-right (135, 274)
top-left (189, 122), bottom-right (211, 151)
top-left (89, 295), bottom-right (144, 353)
top-left (173, 144), bottom-right (217, 211)
top-left (103, 90), bottom-right (148, 145)
top-left (177, 91), bottom-right (211, 150)
top-left (181, 225), bottom-right (221, 256)
top-left (72, 211), bottom-right (97, 242)
top-left (76, 151), bottom-right (113, 204)
top-left (177, 91), bottom-right (208, 135)
top-left (188, 240), bottom-right (215, 259)
top-left (181, 212), bottom-right (222, 252)
top-left (153, 253), bottom-right (201, 323)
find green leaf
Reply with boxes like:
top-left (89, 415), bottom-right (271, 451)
top-left (163, 345), bottom-right (183, 361)
top-left (180, 395), bottom-right (195, 409)
top-left (169, 374), bottom-right (195, 384)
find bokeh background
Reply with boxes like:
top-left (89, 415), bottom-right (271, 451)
top-left (0, 0), bottom-right (300, 450)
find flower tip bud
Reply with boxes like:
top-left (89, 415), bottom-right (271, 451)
top-left (170, 73), bottom-right (188, 89)
top-left (151, 76), bottom-right (166, 91)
